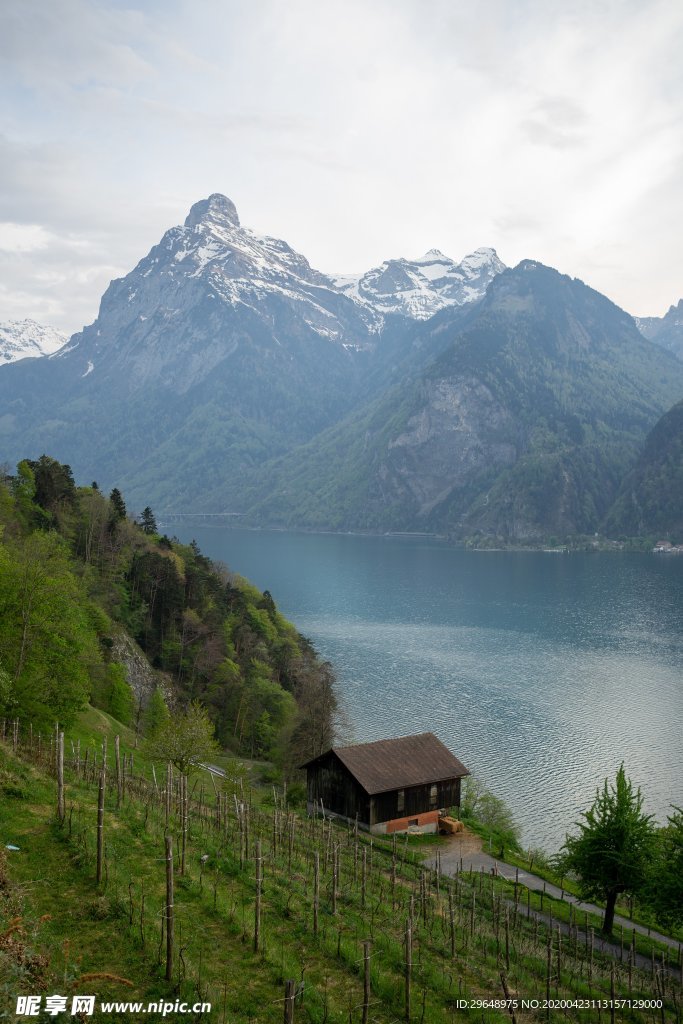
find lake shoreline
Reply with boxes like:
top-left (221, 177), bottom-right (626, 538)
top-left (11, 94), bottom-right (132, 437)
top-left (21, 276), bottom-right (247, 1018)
top-left (161, 519), bottom-right (659, 555)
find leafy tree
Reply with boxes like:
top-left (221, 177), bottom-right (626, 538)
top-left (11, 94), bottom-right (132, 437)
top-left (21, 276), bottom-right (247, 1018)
top-left (106, 662), bottom-right (135, 725)
top-left (642, 807), bottom-right (683, 927)
top-left (560, 765), bottom-right (655, 934)
top-left (0, 532), bottom-right (97, 727)
top-left (0, 663), bottom-right (11, 717)
top-left (139, 506), bottom-right (157, 534)
top-left (12, 461), bottom-right (47, 529)
top-left (460, 775), bottom-right (521, 854)
top-left (145, 701), bottom-right (219, 775)
top-left (142, 685), bottom-right (170, 739)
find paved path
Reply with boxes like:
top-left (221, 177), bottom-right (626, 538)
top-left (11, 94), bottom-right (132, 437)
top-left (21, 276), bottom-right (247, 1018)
top-left (423, 833), bottom-right (681, 955)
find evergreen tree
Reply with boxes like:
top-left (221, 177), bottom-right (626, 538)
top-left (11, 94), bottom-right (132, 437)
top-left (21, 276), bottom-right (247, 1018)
top-left (109, 487), bottom-right (127, 521)
top-left (27, 455), bottom-right (76, 520)
top-left (560, 765), bottom-right (655, 934)
top-left (139, 506), bottom-right (157, 534)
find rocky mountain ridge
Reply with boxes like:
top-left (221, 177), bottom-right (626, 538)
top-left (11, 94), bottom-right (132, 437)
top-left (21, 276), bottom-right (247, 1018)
top-left (635, 299), bottom-right (683, 361)
top-left (333, 246), bottom-right (506, 320)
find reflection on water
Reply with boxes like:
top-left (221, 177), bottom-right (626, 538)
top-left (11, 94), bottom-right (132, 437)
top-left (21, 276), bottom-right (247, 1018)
top-left (176, 528), bottom-right (683, 851)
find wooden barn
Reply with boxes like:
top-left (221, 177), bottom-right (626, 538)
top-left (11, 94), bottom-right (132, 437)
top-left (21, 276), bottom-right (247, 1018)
top-left (302, 732), bottom-right (469, 835)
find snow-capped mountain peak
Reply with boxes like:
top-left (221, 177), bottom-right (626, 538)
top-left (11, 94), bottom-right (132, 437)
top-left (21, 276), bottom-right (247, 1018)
top-left (333, 246), bottom-right (506, 320)
top-left (0, 319), bottom-right (67, 366)
top-left (60, 194), bottom-right (381, 393)
top-left (184, 193), bottom-right (240, 230)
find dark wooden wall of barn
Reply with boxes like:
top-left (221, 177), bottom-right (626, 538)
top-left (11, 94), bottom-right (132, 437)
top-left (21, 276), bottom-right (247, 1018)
top-left (306, 754), bottom-right (462, 827)
top-left (370, 778), bottom-right (461, 826)
top-left (306, 753), bottom-right (370, 823)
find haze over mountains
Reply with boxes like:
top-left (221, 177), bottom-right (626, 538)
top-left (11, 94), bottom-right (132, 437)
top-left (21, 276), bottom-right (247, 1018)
top-left (1, 194), bottom-right (682, 543)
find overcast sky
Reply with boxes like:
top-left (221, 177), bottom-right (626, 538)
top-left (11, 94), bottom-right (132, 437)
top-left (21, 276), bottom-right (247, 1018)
top-left (1, 0), bottom-right (681, 335)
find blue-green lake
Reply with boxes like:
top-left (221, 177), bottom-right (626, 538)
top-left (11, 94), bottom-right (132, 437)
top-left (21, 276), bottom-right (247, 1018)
top-left (175, 527), bottom-right (682, 852)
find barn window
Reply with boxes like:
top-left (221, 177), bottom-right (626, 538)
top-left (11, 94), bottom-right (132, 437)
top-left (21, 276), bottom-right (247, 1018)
top-left (397, 789), bottom-right (405, 814)
top-left (429, 784), bottom-right (438, 808)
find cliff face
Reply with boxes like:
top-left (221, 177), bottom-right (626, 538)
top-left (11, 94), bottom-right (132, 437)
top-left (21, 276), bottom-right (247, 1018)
top-left (110, 631), bottom-right (173, 710)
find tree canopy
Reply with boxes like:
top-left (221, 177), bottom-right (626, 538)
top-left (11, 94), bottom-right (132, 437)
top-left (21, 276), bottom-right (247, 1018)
top-left (560, 765), bottom-right (655, 934)
top-left (642, 807), bottom-right (683, 927)
top-left (145, 701), bottom-right (219, 775)
top-left (0, 456), bottom-right (340, 768)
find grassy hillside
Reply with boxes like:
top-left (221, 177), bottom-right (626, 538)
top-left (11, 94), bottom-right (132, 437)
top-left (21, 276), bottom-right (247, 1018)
top-left (2, 714), bottom-right (680, 1024)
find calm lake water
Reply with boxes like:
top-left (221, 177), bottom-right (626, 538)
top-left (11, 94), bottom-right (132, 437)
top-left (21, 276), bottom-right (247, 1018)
top-left (174, 527), bottom-right (683, 851)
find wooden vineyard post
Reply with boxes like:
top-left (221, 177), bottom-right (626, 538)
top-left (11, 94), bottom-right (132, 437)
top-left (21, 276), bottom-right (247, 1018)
top-left (500, 971), bottom-right (517, 1024)
top-left (546, 931), bottom-right (552, 1022)
top-left (254, 839), bottom-right (262, 953)
top-left (181, 774), bottom-right (188, 875)
top-left (165, 834), bottom-right (174, 983)
top-left (332, 845), bottom-right (338, 916)
top-left (115, 735), bottom-right (122, 809)
top-left (284, 979), bottom-right (295, 1024)
top-left (57, 730), bottom-right (65, 824)
top-left (361, 847), bottom-right (367, 909)
top-left (362, 940), bottom-right (371, 1024)
top-left (556, 926), bottom-right (561, 992)
top-left (404, 922), bottom-right (412, 1022)
top-left (313, 851), bottom-right (320, 936)
top-left (96, 770), bottom-right (105, 884)
top-left (610, 962), bottom-right (615, 1024)
top-left (165, 763), bottom-right (172, 827)
top-left (448, 890), bottom-right (456, 958)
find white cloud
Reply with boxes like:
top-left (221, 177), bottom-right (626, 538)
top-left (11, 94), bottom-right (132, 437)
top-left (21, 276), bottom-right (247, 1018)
top-left (0, 223), bottom-right (53, 252)
top-left (0, 0), bottom-right (681, 332)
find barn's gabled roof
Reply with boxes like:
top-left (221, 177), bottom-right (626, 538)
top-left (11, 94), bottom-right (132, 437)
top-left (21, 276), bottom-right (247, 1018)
top-left (303, 732), bottom-right (469, 795)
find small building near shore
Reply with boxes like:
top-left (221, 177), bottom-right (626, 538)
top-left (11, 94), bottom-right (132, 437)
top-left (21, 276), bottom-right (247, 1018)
top-left (301, 732), bottom-right (470, 835)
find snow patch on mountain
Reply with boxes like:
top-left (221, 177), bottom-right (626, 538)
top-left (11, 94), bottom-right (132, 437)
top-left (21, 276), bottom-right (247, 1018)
top-left (0, 319), bottom-right (68, 365)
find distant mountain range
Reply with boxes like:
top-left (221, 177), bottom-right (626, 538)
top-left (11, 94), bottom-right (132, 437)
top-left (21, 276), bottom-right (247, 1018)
top-left (0, 319), bottom-right (66, 365)
top-left (333, 246), bottom-right (505, 319)
top-left (635, 300), bottom-right (683, 362)
top-left (1, 194), bottom-right (681, 543)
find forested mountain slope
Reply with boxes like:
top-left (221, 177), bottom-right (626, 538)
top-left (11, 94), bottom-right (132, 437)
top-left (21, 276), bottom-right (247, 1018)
top-left (603, 399), bottom-right (683, 541)
top-left (0, 456), bottom-right (336, 766)
top-left (239, 263), bottom-right (683, 542)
